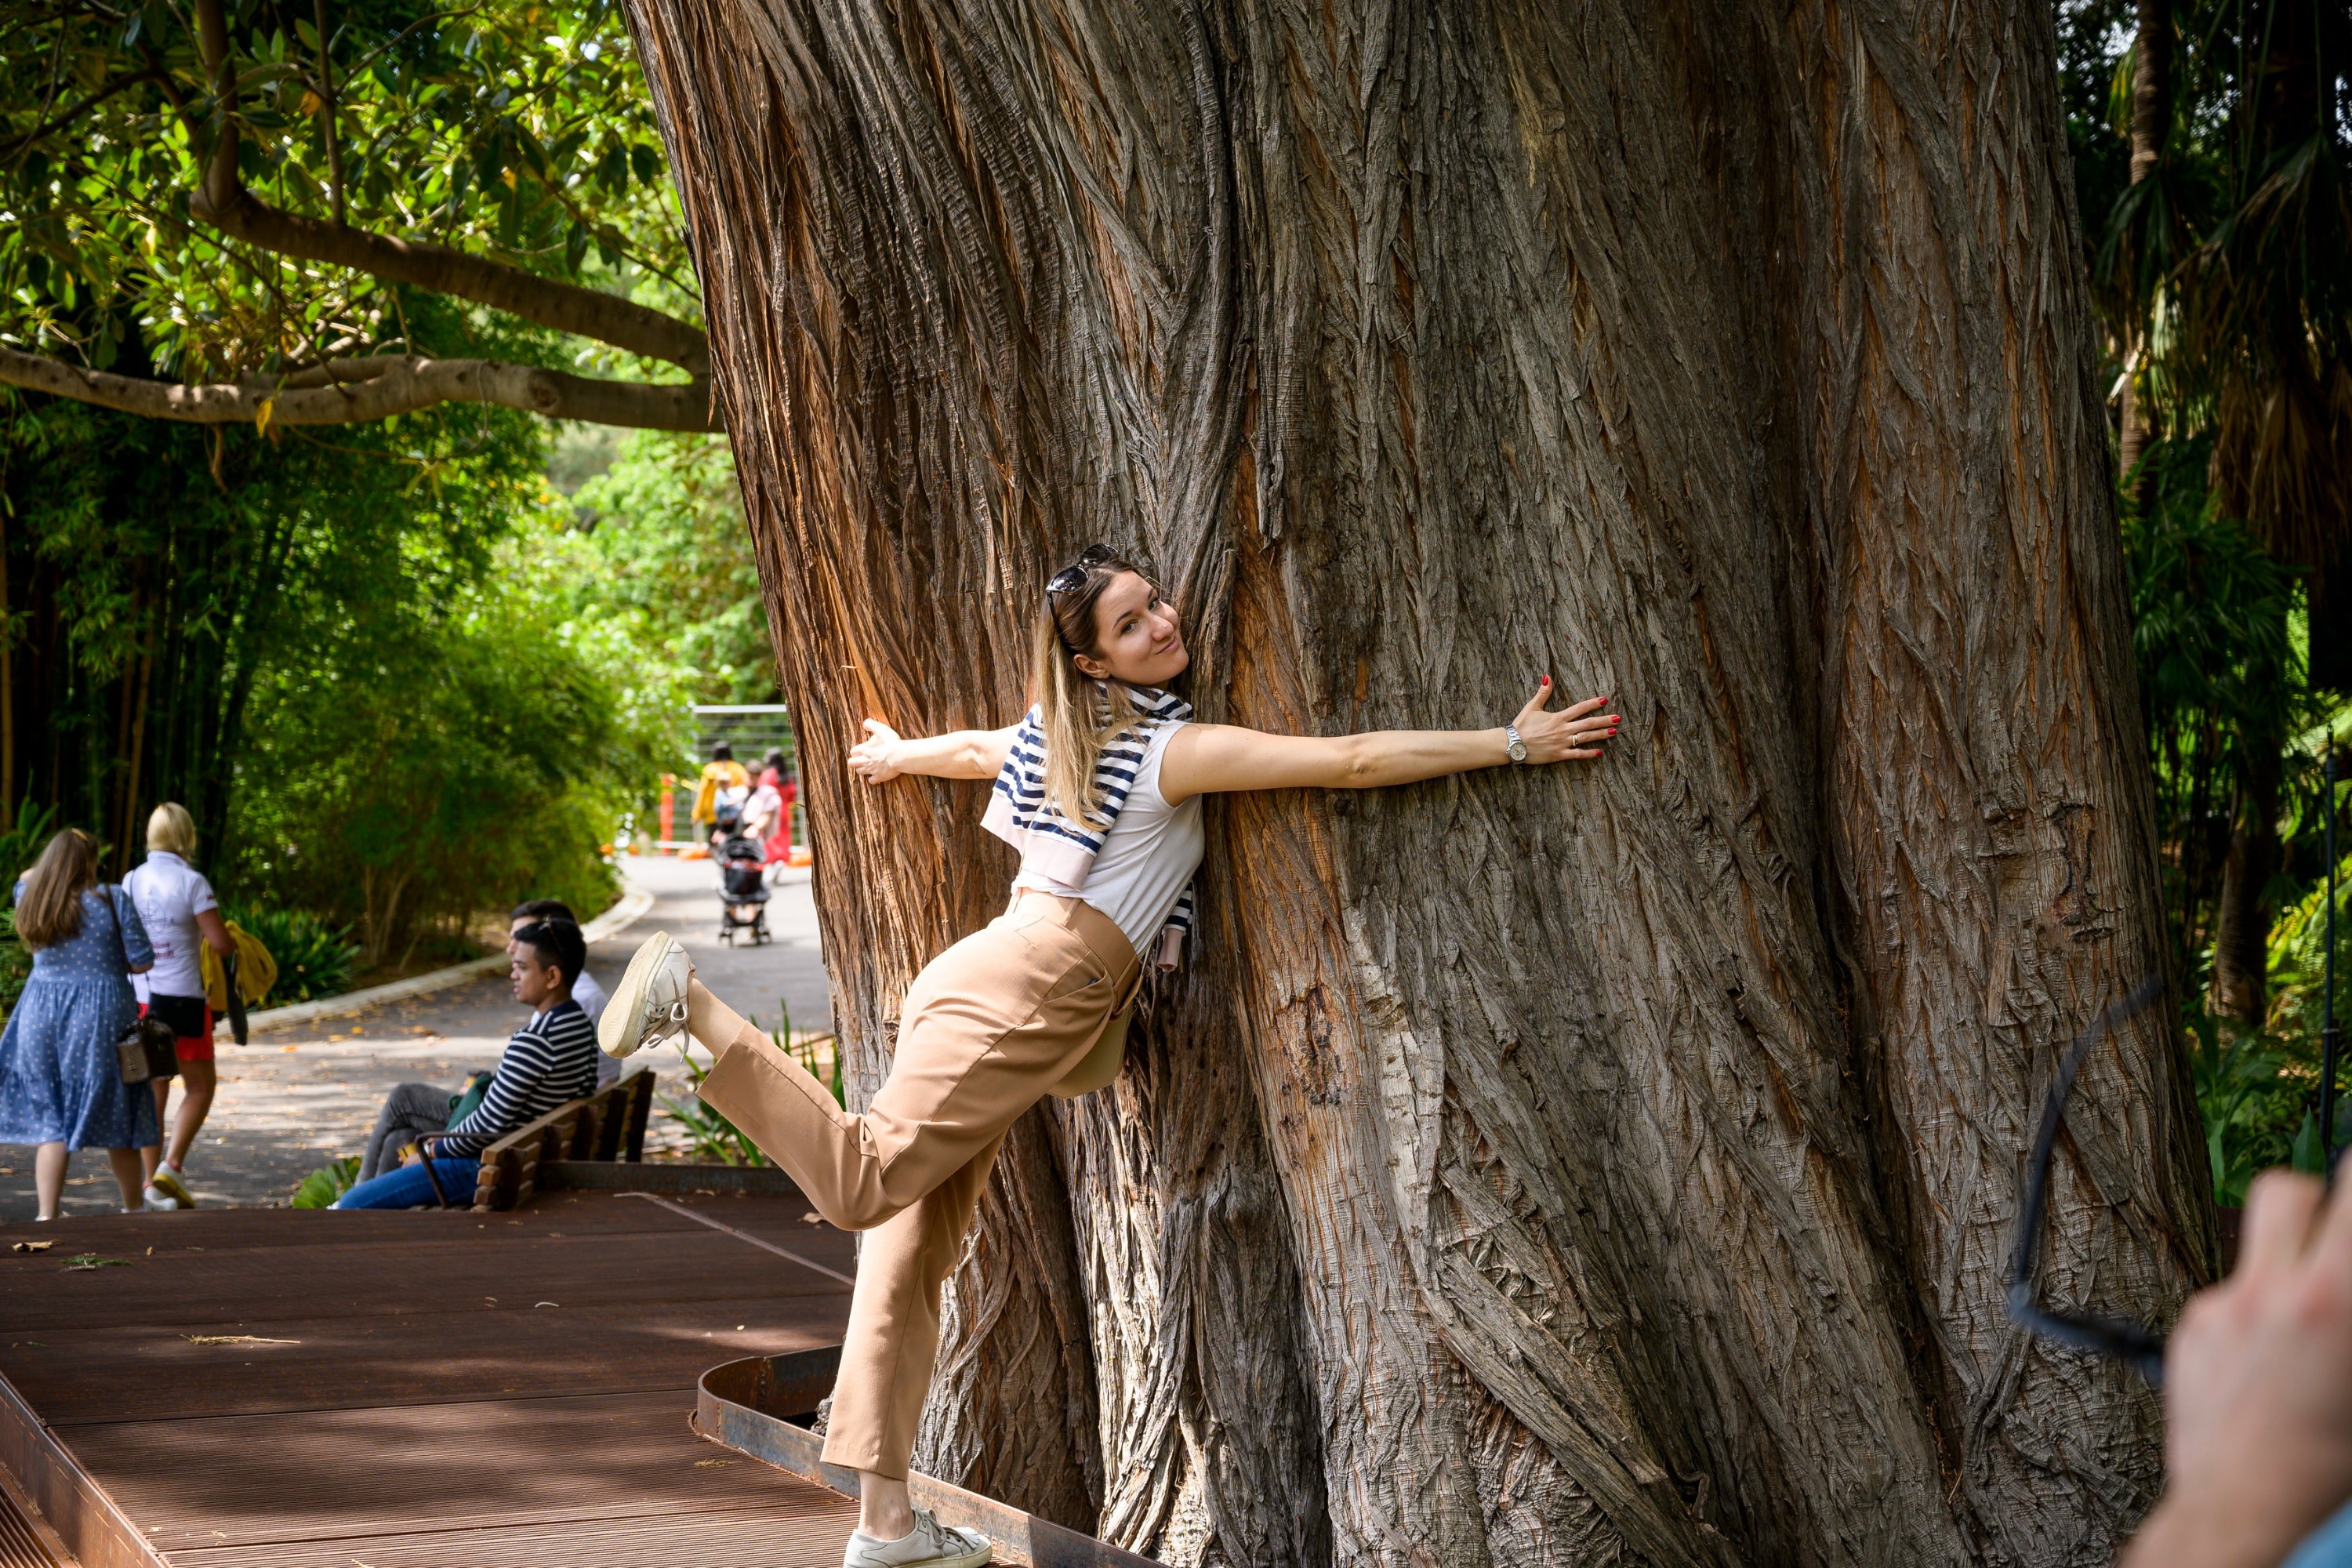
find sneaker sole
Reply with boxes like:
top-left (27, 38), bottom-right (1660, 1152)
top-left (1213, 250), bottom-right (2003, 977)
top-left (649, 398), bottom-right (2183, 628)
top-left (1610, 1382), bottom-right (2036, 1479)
top-left (851, 1544), bottom-right (990, 1568)
top-left (599, 931), bottom-right (678, 1058)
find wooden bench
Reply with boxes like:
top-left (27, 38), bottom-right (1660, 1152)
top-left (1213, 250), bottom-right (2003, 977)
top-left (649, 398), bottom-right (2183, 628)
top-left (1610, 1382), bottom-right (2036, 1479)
top-left (458, 1069), bottom-right (659, 1212)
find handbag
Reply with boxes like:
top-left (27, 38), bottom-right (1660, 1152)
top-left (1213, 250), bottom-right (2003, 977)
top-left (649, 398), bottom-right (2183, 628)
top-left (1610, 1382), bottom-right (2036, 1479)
top-left (116, 1014), bottom-right (180, 1084)
top-left (446, 1071), bottom-right (495, 1126)
top-left (103, 889), bottom-right (181, 1085)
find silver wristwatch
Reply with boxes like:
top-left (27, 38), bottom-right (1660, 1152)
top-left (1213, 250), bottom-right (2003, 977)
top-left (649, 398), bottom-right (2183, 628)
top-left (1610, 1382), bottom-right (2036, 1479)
top-left (1504, 723), bottom-right (1529, 764)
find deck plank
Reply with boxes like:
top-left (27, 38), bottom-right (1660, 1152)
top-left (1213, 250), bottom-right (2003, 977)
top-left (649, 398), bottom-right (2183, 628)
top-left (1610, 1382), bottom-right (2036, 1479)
top-left (0, 1196), bottom-right (858, 1566)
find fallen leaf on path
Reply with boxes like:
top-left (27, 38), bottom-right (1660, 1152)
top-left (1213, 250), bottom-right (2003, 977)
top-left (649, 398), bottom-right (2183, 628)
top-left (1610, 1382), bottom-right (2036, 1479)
top-left (184, 1334), bottom-right (300, 1345)
top-left (695, 1459), bottom-right (739, 1468)
top-left (61, 1254), bottom-right (127, 1270)
top-left (11, 1240), bottom-right (53, 1254)
top-left (800, 1212), bottom-right (822, 1224)
top-left (533, 1301), bottom-right (560, 1308)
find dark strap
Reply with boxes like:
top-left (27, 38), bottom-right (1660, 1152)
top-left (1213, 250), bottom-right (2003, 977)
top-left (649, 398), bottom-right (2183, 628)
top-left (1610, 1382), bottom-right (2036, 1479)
top-left (222, 948), bottom-right (249, 1044)
top-left (412, 1134), bottom-right (459, 1209)
top-left (101, 885), bottom-right (125, 965)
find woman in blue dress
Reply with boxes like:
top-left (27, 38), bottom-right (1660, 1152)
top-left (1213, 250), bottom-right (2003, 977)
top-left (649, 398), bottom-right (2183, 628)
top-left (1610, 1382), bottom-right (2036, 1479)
top-left (0, 829), bottom-right (162, 1219)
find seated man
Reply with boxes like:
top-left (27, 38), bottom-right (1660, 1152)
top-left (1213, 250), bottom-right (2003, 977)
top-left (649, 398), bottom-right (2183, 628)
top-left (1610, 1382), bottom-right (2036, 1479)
top-left (509, 901), bottom-right (615, 1087)
top-left (336, 921), bottom-right (598, 1210)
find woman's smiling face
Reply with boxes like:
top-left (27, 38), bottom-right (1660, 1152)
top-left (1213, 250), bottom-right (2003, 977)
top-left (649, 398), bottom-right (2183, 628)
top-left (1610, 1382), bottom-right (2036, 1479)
top-left (1076, 571), bottom-right (1189, 688)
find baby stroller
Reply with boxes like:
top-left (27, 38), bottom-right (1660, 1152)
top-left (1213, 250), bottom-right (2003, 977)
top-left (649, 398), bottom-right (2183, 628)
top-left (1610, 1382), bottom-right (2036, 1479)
top-left (714, 806), bottom-right (771, 946)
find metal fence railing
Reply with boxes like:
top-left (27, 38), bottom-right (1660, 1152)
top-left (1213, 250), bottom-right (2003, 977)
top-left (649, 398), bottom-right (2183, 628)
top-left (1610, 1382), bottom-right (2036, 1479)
top-left (655, 705), bottom-right (801, 851)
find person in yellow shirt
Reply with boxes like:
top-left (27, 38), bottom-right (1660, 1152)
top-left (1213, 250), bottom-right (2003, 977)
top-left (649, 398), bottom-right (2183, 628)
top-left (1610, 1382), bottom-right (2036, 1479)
top-left (690, 742), bottom-right (751, 840)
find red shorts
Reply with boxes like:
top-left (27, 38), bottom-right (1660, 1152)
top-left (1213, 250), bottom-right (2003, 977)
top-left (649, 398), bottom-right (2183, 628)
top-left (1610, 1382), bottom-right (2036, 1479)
top-left (142, 994), bottom-right (216, 1063)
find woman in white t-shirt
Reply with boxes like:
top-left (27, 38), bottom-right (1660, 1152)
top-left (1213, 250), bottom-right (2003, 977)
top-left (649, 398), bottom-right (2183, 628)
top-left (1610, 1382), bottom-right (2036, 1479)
top-left (597, 544), bottom-right (1620, 1567)
top-left (122, 804), bottom-right (234, 1209)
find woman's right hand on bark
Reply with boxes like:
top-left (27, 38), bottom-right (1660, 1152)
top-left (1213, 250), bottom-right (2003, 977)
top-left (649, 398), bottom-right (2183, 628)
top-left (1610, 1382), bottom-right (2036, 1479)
top-left (848, 720), bottom-right (903, 785)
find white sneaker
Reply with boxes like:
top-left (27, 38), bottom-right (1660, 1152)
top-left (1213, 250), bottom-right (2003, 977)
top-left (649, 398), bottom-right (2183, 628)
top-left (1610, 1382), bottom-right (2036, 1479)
top-left (843, 1509), bottom-right (991, 1568)
top-left (140, 1185), bottom-right (185, 1211)
top-left (598, 931), bottom-right (693, 1059)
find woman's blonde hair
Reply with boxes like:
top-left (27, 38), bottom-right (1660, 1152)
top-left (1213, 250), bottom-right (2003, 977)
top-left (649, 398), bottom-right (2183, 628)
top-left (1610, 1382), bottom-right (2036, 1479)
top-left (16, 829), bottom-right (100, 950)
top-left (147, 801), bottom-right (197, 856)
top-left (1031, 545), bottom-right (1163, 826)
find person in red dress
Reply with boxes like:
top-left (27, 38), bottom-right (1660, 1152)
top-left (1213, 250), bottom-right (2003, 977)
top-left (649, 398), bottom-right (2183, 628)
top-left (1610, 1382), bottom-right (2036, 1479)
top-left (757, 748), bottom-right (797, 864)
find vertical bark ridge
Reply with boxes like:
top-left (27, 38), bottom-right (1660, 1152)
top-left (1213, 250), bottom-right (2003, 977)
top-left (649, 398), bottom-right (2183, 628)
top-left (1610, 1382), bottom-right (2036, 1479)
top-left (1769, 2), bottom-right (2215, 1559)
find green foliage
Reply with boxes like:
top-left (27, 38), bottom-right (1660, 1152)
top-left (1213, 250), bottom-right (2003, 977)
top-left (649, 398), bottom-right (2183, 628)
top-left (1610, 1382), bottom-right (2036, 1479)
top-left (220, 903), bottom-right (358, 1003)
top-left (230, 504), bottom-right (678, 967)
top-left (0, 380), bottom-right (545, 860)
top-left (2190, 1008), bottom-right (2295, 1206)
top-left (0, 908), bottom-right (29, 1020)
top-left (2118, 435), bottom-right (2318, 989)
top-left (559, 430), bottom-right (775, 703)
top-left (1, 0), bottom-right (695, 384)
top-left (289, 1156), bottom-right (360, 1209)
top-left (0, 801), bottom-right (60, 892)
top-left (2123, 436), bottom-right (2303, 750)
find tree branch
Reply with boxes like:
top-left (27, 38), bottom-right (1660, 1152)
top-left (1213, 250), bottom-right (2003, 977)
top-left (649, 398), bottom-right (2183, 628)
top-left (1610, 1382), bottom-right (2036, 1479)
top-left (183, 0), bottom-right (707, 375)
top-left (187, 187), bottom-right (713, 375)
top-left (0, 344), bottom-right (717, 430)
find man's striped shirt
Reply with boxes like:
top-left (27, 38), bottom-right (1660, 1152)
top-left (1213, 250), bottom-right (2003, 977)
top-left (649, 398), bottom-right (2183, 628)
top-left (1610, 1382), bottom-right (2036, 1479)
top-left (439, 999), bottom-right (598, 1157)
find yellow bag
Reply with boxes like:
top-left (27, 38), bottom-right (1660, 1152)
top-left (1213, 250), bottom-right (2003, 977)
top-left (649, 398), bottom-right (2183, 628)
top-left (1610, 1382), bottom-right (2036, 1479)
top-left (200, 921), bottom-right (278, 1011)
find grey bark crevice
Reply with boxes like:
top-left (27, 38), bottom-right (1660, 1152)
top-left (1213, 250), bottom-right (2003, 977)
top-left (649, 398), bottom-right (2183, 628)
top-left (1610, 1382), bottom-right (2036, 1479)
top-left (1765, 1), bottom-right (2214, 1558)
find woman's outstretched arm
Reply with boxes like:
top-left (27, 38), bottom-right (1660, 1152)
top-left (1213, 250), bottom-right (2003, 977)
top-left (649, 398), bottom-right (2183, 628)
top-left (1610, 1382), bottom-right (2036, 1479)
top-left (1160, 678), bottom-right (1615, 804)
top-left (848, 720), bottom-right (1021, 784)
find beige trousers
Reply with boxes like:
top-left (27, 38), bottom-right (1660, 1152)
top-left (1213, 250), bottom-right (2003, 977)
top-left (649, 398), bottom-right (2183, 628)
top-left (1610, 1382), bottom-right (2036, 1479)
top-left (698, 890), bottom-right (1138, 1479)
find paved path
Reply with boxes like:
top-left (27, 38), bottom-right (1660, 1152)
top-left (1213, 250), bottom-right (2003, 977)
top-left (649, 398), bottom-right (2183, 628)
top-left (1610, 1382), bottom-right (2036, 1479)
top-left (0, 855), bottom-right (833, 1221)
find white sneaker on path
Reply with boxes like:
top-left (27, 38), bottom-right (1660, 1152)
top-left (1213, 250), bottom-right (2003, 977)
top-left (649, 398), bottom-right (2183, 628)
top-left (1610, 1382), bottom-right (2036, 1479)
top-left (842, 1509), bottom-right (991, 1568)
top-left (599, 931), bottom-right (693, 1059)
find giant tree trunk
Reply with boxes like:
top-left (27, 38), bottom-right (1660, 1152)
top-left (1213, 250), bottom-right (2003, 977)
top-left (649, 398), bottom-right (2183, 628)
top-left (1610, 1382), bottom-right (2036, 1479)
top-left (623, 2), bottom-right (2215, 1563)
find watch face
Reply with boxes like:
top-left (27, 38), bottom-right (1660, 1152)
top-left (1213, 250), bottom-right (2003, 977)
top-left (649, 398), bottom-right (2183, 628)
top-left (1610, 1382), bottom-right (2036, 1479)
top-left (1508, 740), bottom-right (1529, 761)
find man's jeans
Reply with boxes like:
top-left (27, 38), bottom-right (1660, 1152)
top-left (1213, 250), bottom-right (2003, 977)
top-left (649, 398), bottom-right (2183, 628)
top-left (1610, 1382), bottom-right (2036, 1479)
top-left (333, 1156), bottom-right (481, 1210)
top-left (359, 1082), bottom-right (452, 1181)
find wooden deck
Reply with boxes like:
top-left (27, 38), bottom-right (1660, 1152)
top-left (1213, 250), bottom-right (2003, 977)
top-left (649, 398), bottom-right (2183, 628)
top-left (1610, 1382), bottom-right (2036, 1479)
top-left (0, 1192), bottom-right (861, 1566)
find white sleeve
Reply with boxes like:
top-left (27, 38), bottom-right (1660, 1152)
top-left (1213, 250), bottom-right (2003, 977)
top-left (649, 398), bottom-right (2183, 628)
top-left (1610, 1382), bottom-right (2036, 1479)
top-left (191, 873), bottom-right (220, 916)
top-left (573, 969), bottom-right (608, 1024)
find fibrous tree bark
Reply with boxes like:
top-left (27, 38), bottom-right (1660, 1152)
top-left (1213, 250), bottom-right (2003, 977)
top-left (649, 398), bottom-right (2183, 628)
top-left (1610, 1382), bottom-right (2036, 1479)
top-left (622, 1), bottom-right (2216, 1563)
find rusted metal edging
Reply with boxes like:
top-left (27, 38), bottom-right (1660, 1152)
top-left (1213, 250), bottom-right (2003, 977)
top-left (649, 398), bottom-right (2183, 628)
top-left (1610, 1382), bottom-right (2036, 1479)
top-left (0, 1369), bottom-right (165, 1568)
top-left (695, 1351), bottom-right (1168, 1568)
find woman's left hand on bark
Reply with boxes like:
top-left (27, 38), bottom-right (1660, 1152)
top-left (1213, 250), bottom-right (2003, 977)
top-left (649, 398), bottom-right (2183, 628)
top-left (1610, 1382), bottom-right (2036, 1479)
top-left (1515, 678), bottom-right (1617, 763)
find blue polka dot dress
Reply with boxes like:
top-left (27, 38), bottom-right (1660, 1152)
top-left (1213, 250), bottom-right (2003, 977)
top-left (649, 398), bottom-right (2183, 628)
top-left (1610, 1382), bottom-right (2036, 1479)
top-left (0, 883), bottom-right (159, 1151)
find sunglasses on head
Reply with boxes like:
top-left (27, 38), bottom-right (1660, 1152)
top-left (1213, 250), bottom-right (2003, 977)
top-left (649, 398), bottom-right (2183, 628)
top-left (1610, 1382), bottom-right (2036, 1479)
top-left (1047, 543), bottom-right (1117, 597)
top-left (2006, 975), bottom-right (2171, 1386)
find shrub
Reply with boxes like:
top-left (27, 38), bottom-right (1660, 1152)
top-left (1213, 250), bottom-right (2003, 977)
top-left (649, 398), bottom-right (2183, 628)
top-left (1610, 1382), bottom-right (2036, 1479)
top-left (0, 908), bottom-right (28, 1019)
top-left (0, 800), bottom-right (57, 892)
top-left (290, 1156), bottom-right (360, 1208)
